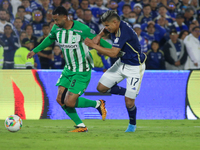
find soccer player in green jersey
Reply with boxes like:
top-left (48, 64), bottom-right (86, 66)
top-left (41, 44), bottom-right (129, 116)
top-left (27, 6), bottom-right (112, 132)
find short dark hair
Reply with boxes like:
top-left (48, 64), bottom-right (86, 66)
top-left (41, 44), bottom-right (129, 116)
top-left (143, 4), bottom-right (151, 8)
top-left (101, 10), bottom-right (120, 22)
top-left (0, 8), bottom-right (6, 12)
top-left (42, 23), bottom-right (49, 28)
top-left (52, 6), bottom-right (68, 16)
top-left (25, 24), bottom-right (33, 31)
top-left (192, 26), bottom-right (200, 32)
top-left (122, 4), bottom-right (131, 10)
top-left (17, 6), bottom-right (25, 11)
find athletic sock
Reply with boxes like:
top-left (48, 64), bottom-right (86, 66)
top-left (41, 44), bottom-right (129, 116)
top-left (62, 105), bottom-right (82, 125)
top-left (126, 105), bottom-right (137, 125)
top-left (75, 97), bottom-right (97, 108)
top-left (107, 84), bottom-right (126, 96)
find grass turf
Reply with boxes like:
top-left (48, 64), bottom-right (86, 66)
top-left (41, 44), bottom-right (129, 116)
top-left (0, 119), bottom-right (200, 150)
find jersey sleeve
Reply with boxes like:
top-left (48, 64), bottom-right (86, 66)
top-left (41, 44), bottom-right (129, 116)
top-left (33, 25), bottom-right (57, 53)
top-left (112, 31), bottom-right (128, 49)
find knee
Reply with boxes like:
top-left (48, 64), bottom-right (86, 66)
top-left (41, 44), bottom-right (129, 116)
top-left (56, 97), bottom-right (63, 106)
top-left (125, 98), bottom-right (135, 108)
top-left (64, 99), bottom-right (76, 108)
top-left (97, 86), bottom-right (108, 93)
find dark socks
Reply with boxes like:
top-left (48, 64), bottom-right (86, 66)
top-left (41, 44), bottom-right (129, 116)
top-left (108, 84), bottom-right (126, 96)
top-left (126, 105), bottom-right (137, 125)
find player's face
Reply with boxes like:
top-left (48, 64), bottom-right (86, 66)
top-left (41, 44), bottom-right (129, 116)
top-left (53, 14), bottom-right (67, 28)
top-left (103, 20), bottom-right (118, 33)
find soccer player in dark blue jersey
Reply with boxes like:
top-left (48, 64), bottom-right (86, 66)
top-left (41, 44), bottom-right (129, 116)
top-left (85, 10), bottom-right (146, 132)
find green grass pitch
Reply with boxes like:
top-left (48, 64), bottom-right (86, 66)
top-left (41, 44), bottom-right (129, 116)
top-left (0, 119), bottom-right (200, 150)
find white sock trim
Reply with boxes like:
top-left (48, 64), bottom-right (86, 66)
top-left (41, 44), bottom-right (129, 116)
top-left (77, 123), bottom-right (86, 127)
top-left (95, 100), bottom-right (100, 108)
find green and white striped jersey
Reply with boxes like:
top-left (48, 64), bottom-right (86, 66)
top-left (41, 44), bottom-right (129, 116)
top-left (33, 20), bottom-right (112, 72)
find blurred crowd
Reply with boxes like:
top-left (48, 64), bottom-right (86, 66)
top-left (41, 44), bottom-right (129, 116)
top-left (0, 0), bottom-right (200, 70)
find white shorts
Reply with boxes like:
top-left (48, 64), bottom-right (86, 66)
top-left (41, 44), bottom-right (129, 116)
top-left (99, 59), bottom-right (145, 99)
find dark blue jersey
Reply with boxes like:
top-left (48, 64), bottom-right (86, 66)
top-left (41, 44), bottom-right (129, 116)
top-left (111, 21), bottom-right (146, 66)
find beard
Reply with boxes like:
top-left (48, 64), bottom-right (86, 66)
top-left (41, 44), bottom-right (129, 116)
top-left (0, 17), bottom-right (6, 21)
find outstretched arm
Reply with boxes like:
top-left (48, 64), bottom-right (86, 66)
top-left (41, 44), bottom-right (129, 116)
top-left (84, 38), bottom-right (120, 58)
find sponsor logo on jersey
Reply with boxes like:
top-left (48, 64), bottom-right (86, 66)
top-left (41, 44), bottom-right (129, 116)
top-left (56, 28), bottom-right (62, 30)
top-left (74, 29), bottom-right (82, 33)
top-left (60, 43), bottom-right (78, 49)
top-left (114, 38), bottom-right (119, 43)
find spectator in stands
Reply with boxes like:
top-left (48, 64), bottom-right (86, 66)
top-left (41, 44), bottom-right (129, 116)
top-left (133, 24), bottom-right (148, 53)
top-left (80, 0), bottom-right (90, 10)
top-left (137, 4), bottom-right (152, 24)
top-left (51, 45), bottom-right (63, 69)
top-left (62, 0), bottom-right (75, 15)
top-left (146, 41), bottom-right (165, 70)
top-left (31, 9), bottom-right (45, 38)
top-left (180, 0), bottom-right (190, 11)
top-left (9, 0), bottom-right (22, 17)
top-left (0, 24), bottom-right (20, 69)
top-left (83, 9), bottom-right (100, 34)
top-left (90, 0), bottom-right (108, 23)
top-left (0, 40), bottom-right (4, 69)
top-left (133, 3), bottom-right (142, 16)
top-left (190, 0), bottom-right (199, 10)
top-left (163, 29), bottom-right (187, 70)
top-left (16, 6), bottom-right (29, 30)
top-left (75, 8), bottom-right (84, 23)
top-left (154, 5), bottom-right (174, 26)
top-left (0, 0), bottom-right (14, 21)
top-left (5, 10), bottom-right (14, 23)
top-left (171, 13), bottom-right (188, 34)
top-left (178, 30), bottom-right (189, 41)
top-left (37, 24), bottom-right (54, 69)
top-left (44, 8), bottom-right (53, 24)
top-left (13, 17), bottom-right (23, 37)
top-left (0, 8), bottom-right (12, 33)
top-left (71, 0), bottom-right (79, 10)
top-left (184, 26), bottom-right (200, 70)
top-left (117, 0), bottom-right (135, 15)
top-left (107, 0), bottom-right (119, 13)
top-left (52, 0), bottom-right (62, 10)
top-left (90, 49), bottom-right (111, 72)
top-left (167, 0), bottom-right (180, 20)
top-left (150, 0), bottom-right (159, 19)
top-left (189, 22), bottom-right (196, 32)
top-left (183, 7), bottom-right (196, 28)
top-left (21, 0), bottom-right (33, 14)
top-left (19, 31), bottom-right (28, 45)
top-left (25, 24), bottom-right (37, 48)
top-left (41, 0), bottom-right (53, 14)
top-left (141, 21), bottom-right (166, 49)
top-left (173, 0), bottom-right (182, 10)
top-left (120, 4), bottom-right (131, 23)
top-left (127, 11), bottom-right (138, 26)
top-left (14, 38), bottom-right (34, 69)
top-left (89, 0), bottom-right (95, 7)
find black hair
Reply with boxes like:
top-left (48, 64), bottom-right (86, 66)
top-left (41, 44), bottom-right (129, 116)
top-left (122, 4), bottom-right (131, 10)
top-left (192, 26), bottom-right (200, 32)
top-left (17, 5), bottom-right (25, 11)
top-left (178, 30), bottom-right (189, 39)
top-left (101, 10), bottom-right (120, 22)
top-left (25, 24), bottom-right (33, 31)
top-left (42, 23), bottom-right (49, 28)
top-left (52, 6), bottom-right (68, 16)
top-left (0, 8), bottom-right (6, 12)
top-left (143, 4), bottom-right (151, 8)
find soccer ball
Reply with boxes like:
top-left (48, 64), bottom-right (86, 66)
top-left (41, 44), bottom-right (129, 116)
top-left (5, 115), bottom-right (23, 132)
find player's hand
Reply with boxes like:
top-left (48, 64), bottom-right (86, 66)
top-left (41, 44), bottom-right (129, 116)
top-left (92, 35), bottom-right (101, 45)
top-left (27, 51), bottom-right (35, 59)
top-left (175, 61), bottom-right (180, 66)
top-left (84, 38), bottom-right (95, 48)
top-left (194, 62), bottom-right (198, 67)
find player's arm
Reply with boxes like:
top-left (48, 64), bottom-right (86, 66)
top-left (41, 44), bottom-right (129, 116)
top-left (27, 25), bottom-right (57, 59)
top-left (80, 26), bottom-right (112, 48)
top-left (84, 38), bottom-right (120, 58)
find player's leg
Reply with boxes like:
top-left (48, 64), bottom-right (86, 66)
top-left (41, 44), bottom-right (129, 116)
top-left (124, 63), bottom-right (145, 132)
top-left (97, 59), bottom-right (126, 95)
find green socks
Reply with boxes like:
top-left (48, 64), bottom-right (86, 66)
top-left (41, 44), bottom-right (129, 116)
top-left (75, 97), bottom-right (97, 108)
top-left (61, 105), bottom-right (82, 125)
